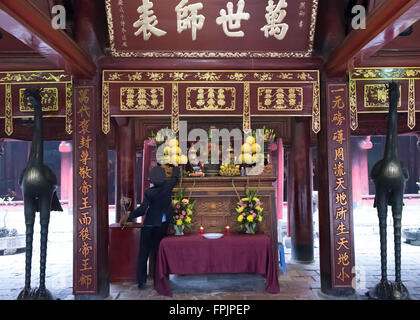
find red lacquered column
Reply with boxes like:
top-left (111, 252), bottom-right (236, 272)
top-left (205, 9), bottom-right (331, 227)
top-left (288, 117), bottom-right (314, 263)
top-left (115, 118), bottom-right (136, 223)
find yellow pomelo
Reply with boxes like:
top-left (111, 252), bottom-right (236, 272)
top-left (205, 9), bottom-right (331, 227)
top-left (170, 155), bottom-right (179, 164)
top-left (179, 155), bottom-right (188, 164)
top-left (169, 139), bottom-right (178, 147)
top-left (252, 143), bottom-right (261, 153)
top-left (170, 146), bottom-right (181, 155)
top-left (245, 136), bottom-right (255, 145)
top-left (244, 153), bottom-right (253, 164)
top-left (242, 143), bottom-right (252, 153)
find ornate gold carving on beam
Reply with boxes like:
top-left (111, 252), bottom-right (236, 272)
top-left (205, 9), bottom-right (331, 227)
top-left (351, 67), bottom-right (420, 131)
top-left (0, 73), bottom-right (42, 83)
top-left (102, 82), bottom-right (110, 135)
top-left (186, 87), bottom-right (235, 111)
top-left (195, 72), bottom-right (221, 81)
top-left (108, 73), bottom-right (122, 81)
top-left (227, 73), bottom-right (248, 81)
top-left (0, 71), bottom-right (72, 136)
top-left (0, 71), bottom-right (70, 83)
top-left (147, 72), bottom-right (164, 81)
top-left (297, 72), bottom-right (314, 81)
top-left (109, 49), bottom-right (315, 59)
top-left (172, 83), bottom-right (179, 133)
top-left (120, 87), bottom-right (164, 111)
top-left (351, 68), bottom-right (420, 79)
top-left (349, 78), bottom-right (358, 131)
top-left (65, 83), bottom-right (73, 134)
top-left (312, 80), bottom-right (320, 134)
top-left (254, 73), bottom-right (273, 81)
top-left (103, 70), bottom-right (319, 83)
top-left (408, 79), bottom-right (416, 130)
top-left (5, 84), bottom-right (13, 136)
top-left (364, 84), bottom-right (401, 108)
top-left (243, 82), bottom-right (251, 132)
top-left (102, 70), bottom-right (320, 131)
top-left (258, 87), bottom-right (303, 111)
top-left (19, 88), bottom-right (59, 112)
top-left (169, 72), bottom-right (189, 81)
top-left (308, 0), bottom-right (318, 56)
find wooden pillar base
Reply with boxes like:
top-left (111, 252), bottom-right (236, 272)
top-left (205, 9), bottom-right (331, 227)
top-left (291, 244), bottom-right (315, 263)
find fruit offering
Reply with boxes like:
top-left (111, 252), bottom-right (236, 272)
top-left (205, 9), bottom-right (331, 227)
top-left (219, 164), bottom-right (240, 176)
top-left (239, 137), bottom-right (263, 165)
top-left (160, 138), bottom-right (188, 166)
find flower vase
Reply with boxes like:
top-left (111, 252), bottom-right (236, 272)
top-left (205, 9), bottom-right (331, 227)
top-left (245, 223), bottom-right (256, 235)
top-left (175, 225), bottom-right (184, 236)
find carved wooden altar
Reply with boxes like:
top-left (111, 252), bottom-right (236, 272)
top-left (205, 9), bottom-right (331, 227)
top-left (173, 176), bottom-right (278, 260)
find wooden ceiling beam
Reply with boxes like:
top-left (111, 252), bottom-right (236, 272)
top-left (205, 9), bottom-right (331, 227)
top-left (0, 0), bottom-right (96, 79)
top-left (325, 0), bottom-right (420, 77)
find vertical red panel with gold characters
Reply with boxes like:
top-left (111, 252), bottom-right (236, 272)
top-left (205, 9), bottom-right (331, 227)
top-left (327, 83), bottom-right (355, 289)
top-left (73, 87), bottom-right (97, 294)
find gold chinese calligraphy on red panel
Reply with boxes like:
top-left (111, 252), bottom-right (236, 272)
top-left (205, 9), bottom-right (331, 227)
top-left (73, 87), bottom-right (97, 294)
top-left (105, 0), bottom-right (318, 58)
top-left (327, 84), bottom-right (355, 289)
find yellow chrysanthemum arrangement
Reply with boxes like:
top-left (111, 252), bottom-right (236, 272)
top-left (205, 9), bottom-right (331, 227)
top-left (172, 189), bottom-right (195, 234)
top-left (234, 188), bottom-right (263, 234)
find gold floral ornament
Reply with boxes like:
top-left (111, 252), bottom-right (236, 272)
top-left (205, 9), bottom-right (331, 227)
top-left (227, 73), bottom-right (247, 81)
top-left (254, 73), bottom-right (273, 81)
top-left (195, 72), bottom-right (221, 81)
top-left (172, 189), bottom-right (196, 235)
top-left (234, 188), bottom-right (263, 235)
top-left (170, 72), bottom-right (189, 81)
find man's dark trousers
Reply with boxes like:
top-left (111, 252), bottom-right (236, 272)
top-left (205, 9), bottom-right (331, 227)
top-left (136, 222), bottom-right (168, 286)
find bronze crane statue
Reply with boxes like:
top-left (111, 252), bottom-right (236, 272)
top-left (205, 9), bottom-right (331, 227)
top-left (369, 82), bottom-right (410, 300)
top-left (17, 88), bottom-right (63, 300)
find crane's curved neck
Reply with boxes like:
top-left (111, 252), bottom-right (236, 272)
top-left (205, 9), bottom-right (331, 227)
top-left (29, 106), bottom-right (43, 166)
top-left (384, 104), bottom-right (398, 161)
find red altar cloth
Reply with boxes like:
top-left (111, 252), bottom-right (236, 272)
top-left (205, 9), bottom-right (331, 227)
top-left (154, 233), bottom-right (280, 296)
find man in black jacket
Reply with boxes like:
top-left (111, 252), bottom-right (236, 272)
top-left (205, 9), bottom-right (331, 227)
top-left (120, 165), bottom-right (180, 289)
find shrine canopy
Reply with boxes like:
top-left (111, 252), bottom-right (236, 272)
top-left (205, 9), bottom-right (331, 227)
top-left (105, 0), bottom-right (318, 59)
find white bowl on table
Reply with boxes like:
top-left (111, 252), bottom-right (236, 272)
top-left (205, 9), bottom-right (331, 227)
top-left (202, 233), bottom-right (224, 240)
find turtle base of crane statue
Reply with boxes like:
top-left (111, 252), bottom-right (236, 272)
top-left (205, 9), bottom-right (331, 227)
top-left (17, 287), bottom-right (54, 300)
top-left (368, 280), bottom-right (410, 300)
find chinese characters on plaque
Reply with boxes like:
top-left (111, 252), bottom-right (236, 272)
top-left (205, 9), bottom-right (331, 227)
top-left (106, 0), bottom-right (317, 57)
top-left (328, 84), bottom-right (355, 288)
top-left (132, 0), bottom-right (287, 40)
top-left (74, 88), bottom-right (96, 294)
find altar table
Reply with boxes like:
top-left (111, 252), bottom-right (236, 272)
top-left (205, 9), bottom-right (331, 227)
top-left (154, 233), bottom-right (280, 296)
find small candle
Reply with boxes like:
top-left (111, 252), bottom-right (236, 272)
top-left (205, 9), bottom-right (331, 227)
top-left (225, 226), bottom-right (230, 234)
top-left (200, 226), bottom-right (204, 234)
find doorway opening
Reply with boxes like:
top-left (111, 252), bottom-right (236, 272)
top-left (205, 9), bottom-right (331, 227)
top-left (351, 135), bottom-right (420, 298)
top-left (0, 139), bottom-right (73, 300)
